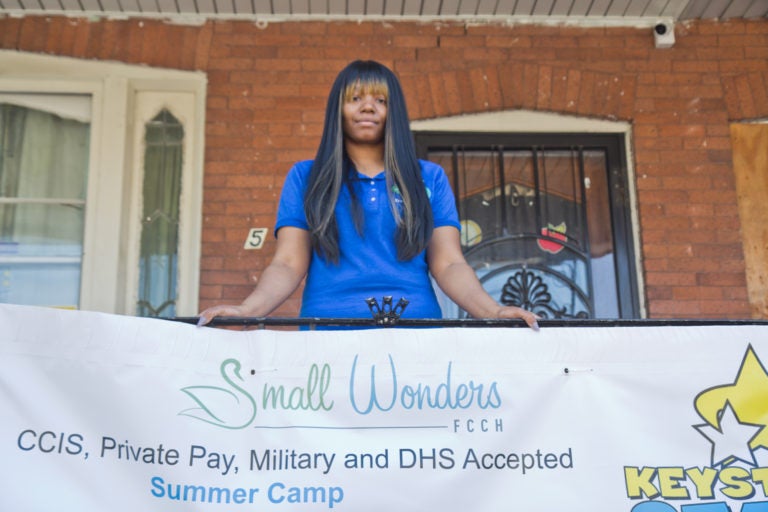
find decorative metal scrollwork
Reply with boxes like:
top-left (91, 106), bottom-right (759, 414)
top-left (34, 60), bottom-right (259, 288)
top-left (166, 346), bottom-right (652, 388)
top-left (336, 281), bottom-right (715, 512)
top-left (365, 296), bottom-right (409, 326)
top-left (500, 268), bottom-right (588, 320)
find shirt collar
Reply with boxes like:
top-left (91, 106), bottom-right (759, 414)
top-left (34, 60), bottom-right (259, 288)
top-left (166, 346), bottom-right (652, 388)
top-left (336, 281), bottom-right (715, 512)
top-left (352, 170), bottom-right (386, 181)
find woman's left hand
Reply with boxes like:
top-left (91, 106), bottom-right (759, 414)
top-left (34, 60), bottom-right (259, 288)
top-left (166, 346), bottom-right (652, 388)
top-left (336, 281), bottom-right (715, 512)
top-left (495, 305), bottom-right (541, 331)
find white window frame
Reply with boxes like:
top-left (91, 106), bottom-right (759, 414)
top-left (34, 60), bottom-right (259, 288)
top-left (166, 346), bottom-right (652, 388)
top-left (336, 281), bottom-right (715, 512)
top-left (0, 50), bottom-right (206, 316)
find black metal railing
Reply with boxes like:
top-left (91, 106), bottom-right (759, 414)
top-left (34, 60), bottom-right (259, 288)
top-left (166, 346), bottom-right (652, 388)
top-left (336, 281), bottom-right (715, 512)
top-left (172, 316), bottom-right (768, 329)
top-left (172, 296), bottom-right (768, 329)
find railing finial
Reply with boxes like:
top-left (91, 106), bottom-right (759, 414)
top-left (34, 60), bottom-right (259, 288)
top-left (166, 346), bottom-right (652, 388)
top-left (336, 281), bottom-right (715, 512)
top-left (365, 296), bottom-right (409, 326)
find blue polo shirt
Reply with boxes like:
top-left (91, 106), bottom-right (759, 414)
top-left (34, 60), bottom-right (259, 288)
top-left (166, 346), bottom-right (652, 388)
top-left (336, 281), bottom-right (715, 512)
top-left (275, 159), bottom-right (460, 320)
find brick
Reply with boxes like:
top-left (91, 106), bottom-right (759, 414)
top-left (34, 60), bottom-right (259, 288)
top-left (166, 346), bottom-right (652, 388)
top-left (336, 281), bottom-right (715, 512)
top-left (693, 244), bottom-right (744, 261)
top-left (724, 288), bottom-right (749, 303)
top-left (486, 34), bottom-right (532, 48)
top-left (439, 34), bottom-right (485, 48)
top-left (45, 18), bottom-right (66, 54)
top-left (536, 65), bottom-right (552, 110)
top-left (648, 299), bottom-right (701, 317)
top-left (468, 67), bottom-right (490, 111)
top-left (71, 19), bottom-right (92, 58)
top-left (664, 203), bottom-right (714, 218)
top-left (198, 285), bottom-right (224, 303)
top-left (200, 269), bottom-right (254, 286)
top-left (441, 71), bottom-right (463, 115)
top-left (672, 286), bottom-right (724, 301)
top-left (426, 72), bottom-right (449, 117)
top-left (497, 64), bottom-right (524, 109)
top-left (18, 17), bottom-right (48, 52)
top-left (747, 72), bottom-right (768, 115)
top-left (646, 287), bottom-right (674, 300)
top-left (532, 35), bottom-right (579, 49)
top-left (123, 20), bottom-right (144, 64)
top-left (635, 136), bottom-right (681, 150)
top-left (463, 46), bottom-right (511, 62)
top-left (697, 20), bottom-right (745, 35)
top-left (563, 69), bottom-right (581, 113)
top-left (624, 58), bottom-right (672, 73)
top-left (699, 300), bottom-right (750, 317)
top-left (194, 22), bottom-right (214, 70)
top-left (698, 272), bottom-right (747, 288)
top-left (484, 65), bottom-right (503, 110)
top-left (324, 46), bottom-right (390, 65)
top-left (671, 61), bottom-right (719, 74)
top-left (681, 110), bottom-right (729, 125)
top-left (392, 35), bottom-right (438, 48)
top-left (455, 66), bottom-right (477, 113)
top-left (521, 63), bottom-right (539, 110)
top-left (645, 272), bottom-right (698, 290)
top-left (0, 17), bottom-right (22, 48)
top-left (58, 19), bottom-right (84, 56)
top-left (618, 76), bottom-right (637, 119)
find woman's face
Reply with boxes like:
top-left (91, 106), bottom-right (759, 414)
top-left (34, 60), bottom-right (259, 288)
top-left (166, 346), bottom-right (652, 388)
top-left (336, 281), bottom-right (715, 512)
top-left (341, 83), bottom-right (387, 146)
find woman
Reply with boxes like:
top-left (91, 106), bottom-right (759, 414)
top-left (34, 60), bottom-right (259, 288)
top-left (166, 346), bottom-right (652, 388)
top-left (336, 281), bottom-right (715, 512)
top-left (198, 60), bottom-right (539, 330)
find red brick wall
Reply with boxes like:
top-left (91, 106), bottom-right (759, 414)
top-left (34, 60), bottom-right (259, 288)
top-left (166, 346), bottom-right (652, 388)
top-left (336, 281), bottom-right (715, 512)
top-left (2, 16), bottom-right (767, 319)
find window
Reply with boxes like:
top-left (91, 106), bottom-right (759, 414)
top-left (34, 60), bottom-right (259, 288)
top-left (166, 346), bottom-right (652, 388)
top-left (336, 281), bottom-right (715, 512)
top-left (137, 110), bottom-right (184, 318)
top-left (414, 113), bottom-right (643, 319)
top-left (0, 95), bottom-right (90, 308)
top-left (0, 51), bottom-right (206, 316)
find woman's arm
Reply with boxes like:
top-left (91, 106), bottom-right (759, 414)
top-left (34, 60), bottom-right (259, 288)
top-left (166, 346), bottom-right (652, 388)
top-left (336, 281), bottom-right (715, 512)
top-left (197, 227), bottom-right (312, 325)
top-left (427, 226), bottom-right (539, 330)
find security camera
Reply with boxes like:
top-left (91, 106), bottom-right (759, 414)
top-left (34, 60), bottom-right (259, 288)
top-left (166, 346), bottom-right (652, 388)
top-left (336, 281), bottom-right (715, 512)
top-left (653, 21), bottom-right (675, 49)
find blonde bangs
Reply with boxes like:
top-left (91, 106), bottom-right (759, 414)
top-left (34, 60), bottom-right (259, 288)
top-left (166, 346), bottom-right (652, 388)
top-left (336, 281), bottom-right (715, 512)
top-left (343, 78), bottom-right (389, 102)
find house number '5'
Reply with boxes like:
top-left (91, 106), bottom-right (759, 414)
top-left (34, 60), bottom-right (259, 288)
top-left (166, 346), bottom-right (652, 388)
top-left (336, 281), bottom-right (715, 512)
top-left (244, 228), bottom-right (268, 250)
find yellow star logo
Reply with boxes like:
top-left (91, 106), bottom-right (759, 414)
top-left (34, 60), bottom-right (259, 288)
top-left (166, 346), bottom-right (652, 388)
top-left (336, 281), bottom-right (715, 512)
top-left (694, 345), bottom-right (768, 453)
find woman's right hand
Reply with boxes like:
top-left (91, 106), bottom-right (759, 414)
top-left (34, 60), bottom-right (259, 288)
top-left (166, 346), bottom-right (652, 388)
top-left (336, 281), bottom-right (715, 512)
top-left (196, 227), bottom-right (312, 328)
top-left (196, 304), bottom-right (248, 327)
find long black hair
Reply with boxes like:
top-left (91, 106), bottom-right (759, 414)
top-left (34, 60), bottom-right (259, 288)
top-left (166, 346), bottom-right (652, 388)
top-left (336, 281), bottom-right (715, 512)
top-left (304, 60), bottom-right (433, 263)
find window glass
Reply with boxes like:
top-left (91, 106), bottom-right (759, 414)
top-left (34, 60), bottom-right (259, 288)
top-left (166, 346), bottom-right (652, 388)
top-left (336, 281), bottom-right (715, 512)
top-left (0, 97), bottom-right (90, 308)
top-left (137, 109), bottom-right (183, 318)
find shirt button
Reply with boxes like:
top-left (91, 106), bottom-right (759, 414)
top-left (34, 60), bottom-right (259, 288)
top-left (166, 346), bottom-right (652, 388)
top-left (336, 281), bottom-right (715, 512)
top-left (370, 180), bottom-right (375, 185)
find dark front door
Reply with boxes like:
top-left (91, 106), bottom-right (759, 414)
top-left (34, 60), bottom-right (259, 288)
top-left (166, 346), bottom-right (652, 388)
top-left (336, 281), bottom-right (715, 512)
top-left (416, 132), bottom-right (641, 319)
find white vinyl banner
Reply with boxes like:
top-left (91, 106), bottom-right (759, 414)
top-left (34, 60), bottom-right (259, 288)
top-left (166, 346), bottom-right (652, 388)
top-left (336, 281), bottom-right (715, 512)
top-left (2, 303), bottom-right (768, 512)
